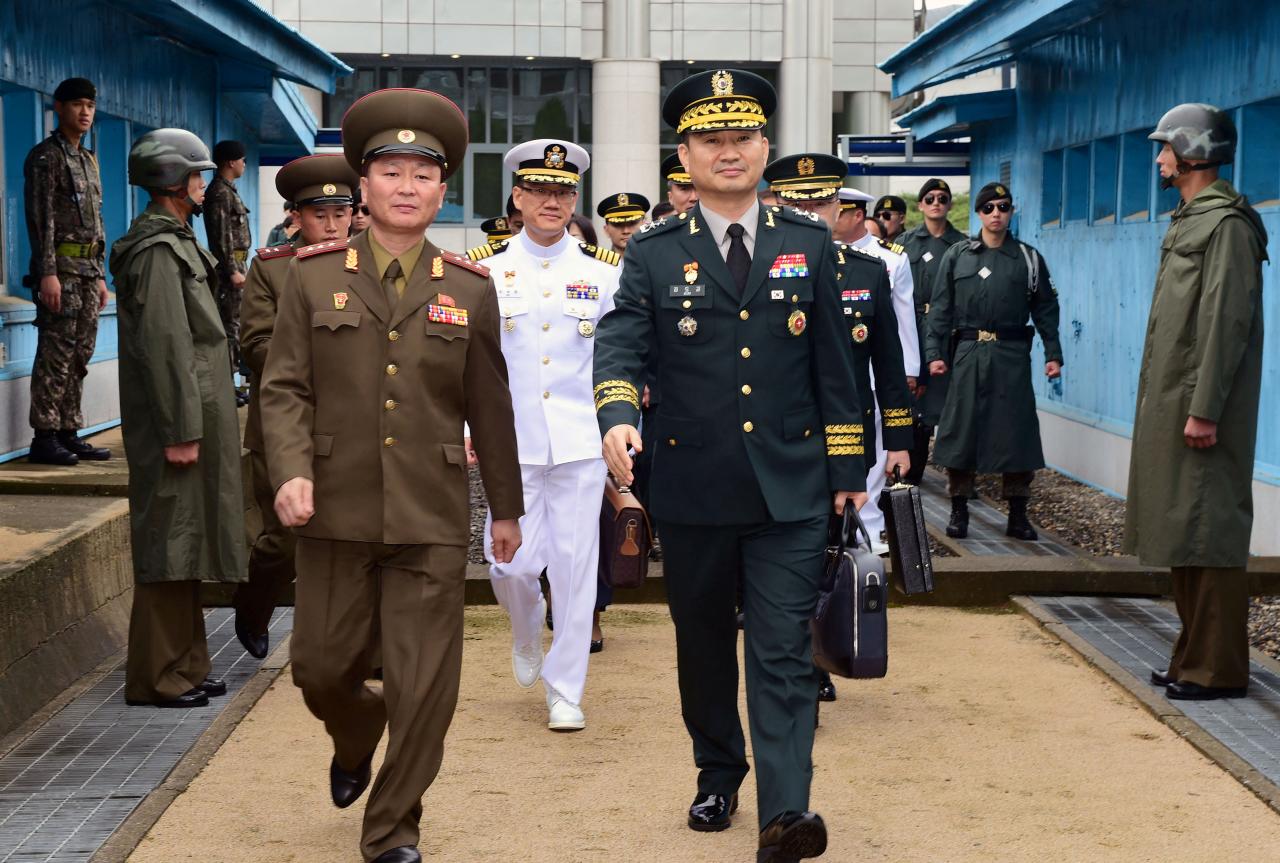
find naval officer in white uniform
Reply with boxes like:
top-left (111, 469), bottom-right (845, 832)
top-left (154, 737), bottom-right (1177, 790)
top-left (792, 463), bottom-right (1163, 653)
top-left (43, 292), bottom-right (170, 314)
top-left (837, 188), bottom-right (918, 552)
top-left (477, 138), bottom-right (621, 731)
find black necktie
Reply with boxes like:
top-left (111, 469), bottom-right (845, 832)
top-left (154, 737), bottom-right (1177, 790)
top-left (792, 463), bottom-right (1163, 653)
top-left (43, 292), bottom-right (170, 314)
top-left (382, 258), bottom-right (403, 310)
top-left (726, 223), bottom-right (751, 298)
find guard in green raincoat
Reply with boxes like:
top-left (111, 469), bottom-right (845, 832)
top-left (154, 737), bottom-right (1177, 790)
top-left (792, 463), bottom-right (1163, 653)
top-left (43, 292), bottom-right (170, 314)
top-left (925, 182), bottom-right (1063, 541)
top-left (111, 129), bottom-right (247, 709)
top-left (1126, 104), bottom-right (1267, 702)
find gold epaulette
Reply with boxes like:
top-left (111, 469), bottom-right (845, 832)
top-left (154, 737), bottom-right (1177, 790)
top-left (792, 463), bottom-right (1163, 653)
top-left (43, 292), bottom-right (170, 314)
top-left (441, 250), bottom-right (490, 278)
top-left (256, 244), bottom-right (296, 260)
top-left (580, 243), bottom-right (621, 266)
top-left (466, 240), bottom-right (506, 262)
top-left (878, 238), bottom-right (905, 255)
top-left (296, 238), bottom-right (348, 259)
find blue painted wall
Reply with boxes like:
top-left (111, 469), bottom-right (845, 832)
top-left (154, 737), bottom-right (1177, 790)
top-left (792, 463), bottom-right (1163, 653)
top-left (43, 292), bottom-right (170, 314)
top-left (965, 0), bottom-right (1280, 486)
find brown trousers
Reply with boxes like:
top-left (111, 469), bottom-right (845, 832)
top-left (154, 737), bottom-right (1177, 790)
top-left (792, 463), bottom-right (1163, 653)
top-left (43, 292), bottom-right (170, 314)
top-left (125, 581), bottom-right (210, 702)
top-left (1168, 566), bottom-right (1250, 689)
top-left (947, 468), bottom-right (1034, 499)
top-left (234, 449), bottom-right (297, 636)
top-left (292, 538), bottom-right (467, 862)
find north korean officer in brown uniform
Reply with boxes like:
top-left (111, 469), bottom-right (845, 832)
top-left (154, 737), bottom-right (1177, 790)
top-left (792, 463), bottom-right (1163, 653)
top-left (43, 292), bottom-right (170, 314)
top-left (260, 89), bottom-right (524, 863)
top-left (234, 154), bottom-right (356, 659)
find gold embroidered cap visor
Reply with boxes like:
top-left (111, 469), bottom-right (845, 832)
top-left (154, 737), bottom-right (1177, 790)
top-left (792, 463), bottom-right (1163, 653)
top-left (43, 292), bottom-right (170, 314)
top-left (597, 192), bottom-right (651, 224)
top-left (763, 152), bottom-right (848, 203)
top-left (662, 68), bottom-right (777, 134)
top-left (275, 154), bottom-right (359, 207)
top-left (341, 88), bottom-right (469, 179)
top-left (481, 216), bottom-right (513, 240)
top-left (504, 138), bottom-right (590, 186)
top-left (661, 153), bottom-right (693, 185)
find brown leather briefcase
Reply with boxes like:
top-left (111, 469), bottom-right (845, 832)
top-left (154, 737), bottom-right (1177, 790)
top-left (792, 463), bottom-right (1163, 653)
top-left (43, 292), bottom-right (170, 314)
top-left (878, 468), bottom-right (935, 595)
top-left (599, 475), bottom-right (652, 589)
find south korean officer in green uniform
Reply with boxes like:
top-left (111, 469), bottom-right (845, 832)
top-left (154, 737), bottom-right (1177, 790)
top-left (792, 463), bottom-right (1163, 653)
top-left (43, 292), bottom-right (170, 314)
top-left (593, 69), bottom-right (866, 863)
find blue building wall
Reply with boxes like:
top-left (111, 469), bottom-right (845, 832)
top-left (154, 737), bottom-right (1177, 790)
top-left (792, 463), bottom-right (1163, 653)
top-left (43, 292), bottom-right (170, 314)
top-left (964, 0), bottom-right (1280, 487)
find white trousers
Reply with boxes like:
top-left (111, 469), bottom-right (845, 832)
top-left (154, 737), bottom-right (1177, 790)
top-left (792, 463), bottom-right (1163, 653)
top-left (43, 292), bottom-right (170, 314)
top-left (485, 458), bottom-right (606, 706)
top-left (859, 400), bottom-right (888, 544)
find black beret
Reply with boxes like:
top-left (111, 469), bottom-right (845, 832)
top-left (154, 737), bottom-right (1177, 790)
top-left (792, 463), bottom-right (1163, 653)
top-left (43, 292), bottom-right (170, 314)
top-left (53, 78), bottom-right (96, 102)
top-left (212, 140), bottom-right (246, 164)
top-left (974, 182), bottom-right (1013, 211)
top-left (874, 195), bottom-right (907, 215)
top-left (917, 178), bottom-right (952, 199)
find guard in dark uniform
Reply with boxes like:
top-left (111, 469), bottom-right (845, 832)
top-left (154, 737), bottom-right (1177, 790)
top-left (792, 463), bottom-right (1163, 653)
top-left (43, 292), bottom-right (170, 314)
top-left (900, 178), bottom-right (967, 484)
top-left (925, 183), bottom-right (1063, 541)
top-left (594, 69), bottom-right (865, 863)
top-left (597, 192), bottom-right (651, 255)
top-left (873, 194), bottom-right (907, 242)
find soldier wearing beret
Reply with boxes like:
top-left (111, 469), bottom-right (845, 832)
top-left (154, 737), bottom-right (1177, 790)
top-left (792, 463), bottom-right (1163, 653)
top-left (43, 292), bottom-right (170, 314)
top-left (23, 77), bottom-right (112, 465)
top-left (925, 182), bottom-right (1063, 542)
top-left (900, 178), bottom-right (967, 484)
top-left (662, 151), bottom-right (699, 215)
top-left (204, 139), bottom-right (252, 396)
top-left (234, 154), bottom-right (357, 659)
top-left (260, 89), bottom-right (524, 863)
top-left (598, 191), bottom-right (651, 255)
top-left (872, 194), bottom-right (907, 242)
top-left (594, 68), bottom-right (866, 862)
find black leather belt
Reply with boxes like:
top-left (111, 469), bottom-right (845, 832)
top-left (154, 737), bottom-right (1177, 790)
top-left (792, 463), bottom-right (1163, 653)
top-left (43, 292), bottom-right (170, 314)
top-left (955, 326), bottom-right (1033, 342)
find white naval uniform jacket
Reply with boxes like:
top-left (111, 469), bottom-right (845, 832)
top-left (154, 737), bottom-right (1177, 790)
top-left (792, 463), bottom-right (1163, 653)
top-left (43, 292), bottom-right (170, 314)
top-left (852, 232), bottom-right (921, 380)
top-left (487, 230), bottom-right (620, 465)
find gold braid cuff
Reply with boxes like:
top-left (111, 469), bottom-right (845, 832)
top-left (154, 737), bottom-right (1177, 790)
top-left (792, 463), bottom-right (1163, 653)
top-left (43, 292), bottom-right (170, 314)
top-left (825, 423), bottom-right (864, 435)
top-left (594, 380), bottom-right (640, 411)
top-left (882, 407), bottom-right (913, 428)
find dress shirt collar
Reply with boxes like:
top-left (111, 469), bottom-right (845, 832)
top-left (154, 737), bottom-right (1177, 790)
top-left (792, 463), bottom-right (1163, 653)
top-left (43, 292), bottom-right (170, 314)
top-left (517, 228), bottom-right (576, 260)
top-left (699, 199), bottom-right (760, 250)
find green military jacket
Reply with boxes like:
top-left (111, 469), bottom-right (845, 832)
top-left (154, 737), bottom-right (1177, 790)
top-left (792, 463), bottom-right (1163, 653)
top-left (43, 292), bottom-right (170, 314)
top-left (593, 204), bottom-right (866, 525)
top-left (925, 235), bottom-right (1063, 473)
top-left (203, 175), bottom-right (252, 283)
top-left (901, 221), bottom-right (967, 425)
top-left (109, 204), bottom-right (247, 585)
top-left (1124, 180), bottom-right (1267, 567)
top-left (23, 131), bottom-right (105, 283)
top-left (836, 242), bottom-right (912, 472)
top-left (239, 241), bottom-right (299, 453)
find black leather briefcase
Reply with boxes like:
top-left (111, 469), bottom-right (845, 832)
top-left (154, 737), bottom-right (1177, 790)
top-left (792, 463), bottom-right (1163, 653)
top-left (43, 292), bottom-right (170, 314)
top-left (811, 509), bottom-right (888, 679)
top-left (878, 468), bottom-right (935, 595)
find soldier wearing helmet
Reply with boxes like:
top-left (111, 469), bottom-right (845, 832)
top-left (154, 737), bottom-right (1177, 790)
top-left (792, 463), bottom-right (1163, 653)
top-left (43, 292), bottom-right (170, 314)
top-left (1127, 104), bottom-right (1268, 702)
top-left (109, 129), bottom-right (246, 709)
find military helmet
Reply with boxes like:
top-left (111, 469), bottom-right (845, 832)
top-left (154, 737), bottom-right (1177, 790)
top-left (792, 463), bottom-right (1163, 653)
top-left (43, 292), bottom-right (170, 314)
top-left (128, 129), bottom-right (216, 188)
top-left (1148, 103), bottom-right (1237, 165)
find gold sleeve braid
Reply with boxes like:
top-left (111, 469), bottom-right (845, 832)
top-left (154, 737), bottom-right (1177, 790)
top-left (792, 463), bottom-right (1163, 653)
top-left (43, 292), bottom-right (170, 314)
top-left (825, 424), bottom-right (865, 456)
top-left (882, 407), bottom-right (913, 428)
top-left (594, 380), bottom-right (640, 411)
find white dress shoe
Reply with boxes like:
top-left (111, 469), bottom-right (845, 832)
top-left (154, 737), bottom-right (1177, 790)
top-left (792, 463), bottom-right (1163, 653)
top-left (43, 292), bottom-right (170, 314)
top-left (546, 686), bottom-right (585, 732)
top-left (512, 596), bottom-right (545, 689)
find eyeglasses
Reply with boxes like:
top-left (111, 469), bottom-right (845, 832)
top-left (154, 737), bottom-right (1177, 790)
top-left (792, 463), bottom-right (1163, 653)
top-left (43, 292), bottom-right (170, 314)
top-left (922, 194), bottom-right (950, 206)
top-left (520, 185), bottom-right (578, 202)
top-left (979, 201), bottom-right (1013, 214)
top-left (875, 210), bottom-right (898, 220)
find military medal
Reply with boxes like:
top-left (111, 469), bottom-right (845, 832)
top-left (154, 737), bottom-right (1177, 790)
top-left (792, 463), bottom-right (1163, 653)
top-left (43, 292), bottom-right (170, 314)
top-left (578, 320), bottom-right (595, 338)
top-left (677, 315), bottom-right (698, 337)
top-left (787, 309), bottom-right (807, 336)
top-left (852, 323), bottom-right (869, 343)
top-left (504, 318), bottom-right (516, 333)
top-left (504, 270), bottom-right (516, 287)
top-left (333, 292), bottom-right (349, 310)
top-left (684, 262), bottom-right (698, 285)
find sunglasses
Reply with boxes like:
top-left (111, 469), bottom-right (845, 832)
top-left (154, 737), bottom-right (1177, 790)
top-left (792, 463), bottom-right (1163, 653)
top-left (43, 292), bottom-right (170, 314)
top-left (875, 210), bottom-right (899, 220)
top-left (922, 194), bottom-right (950, 206)
top-left (356, 206), bottom-right (370, 215)
top-left (979, 201), bottom-right (1013, 214)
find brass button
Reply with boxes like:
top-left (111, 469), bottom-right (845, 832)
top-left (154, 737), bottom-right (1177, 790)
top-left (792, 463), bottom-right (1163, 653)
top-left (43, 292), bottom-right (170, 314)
top-left (541, 260), bottom-right (550, 269)
top-left (855, 311), bottom-right (862, 318)
top-left (541, 356), bottom-right (550, 365)
top-left (542, 322), bottom-right (550, 331)
top-left (543, 290), bottom-right (551, 298)
top-left (388, 330), bottom-right (400, 341)
top-left (384, 399), bottom-right (398, 411)
top-left (384, 436), bottom-right (396, 447)
top-left (739, 309), bottom-right (750, 320)
top-left (804, 429), bottom-right (812, 438)
top-left (668, 438), bottom-right (677, 446)
top-left (791, 294), bottom-right (799, 302)
top-left (740, 347), bottom-right (751, 358)
top-left (741, 384), bottom-right (752, 395)
top-left (386, 363), bottom-right (398, 376)
top-left (543, 391), bottom-right (551, 399)
top-left (682, 299), bottom-right (692, 309)
top-left (743, 421), bottom-right (754, 433)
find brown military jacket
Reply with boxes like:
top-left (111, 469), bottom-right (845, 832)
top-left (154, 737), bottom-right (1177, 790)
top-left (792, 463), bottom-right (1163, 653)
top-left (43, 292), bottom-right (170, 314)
top-left (260, 230), bottom-right (524, 546)
top-left (203, 175), bottom-right (251, 282)
top-left (240, 242), bottom-right (298, 453)
top-left (23, 131), bottom-right (105, 280)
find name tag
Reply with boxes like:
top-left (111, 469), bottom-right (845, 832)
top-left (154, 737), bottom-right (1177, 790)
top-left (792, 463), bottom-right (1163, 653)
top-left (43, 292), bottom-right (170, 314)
top-left (496, 286), bottom-right (521, 299)
top-left (669, 284), bottom-right (706, 297)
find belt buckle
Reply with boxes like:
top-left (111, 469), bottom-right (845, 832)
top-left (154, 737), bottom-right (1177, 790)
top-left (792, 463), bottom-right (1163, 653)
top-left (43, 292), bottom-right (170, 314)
top-left (977, 330), bottom-right (998, 342)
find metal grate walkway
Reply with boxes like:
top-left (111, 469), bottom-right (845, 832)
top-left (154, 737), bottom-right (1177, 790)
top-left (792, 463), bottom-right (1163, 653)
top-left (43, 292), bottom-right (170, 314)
top-left (917, 468), bottom-right (1075, 557)
top-left (1036, 595), bottom-right (1280, 788)
top-left (0, 608), bottom-right (292, 862)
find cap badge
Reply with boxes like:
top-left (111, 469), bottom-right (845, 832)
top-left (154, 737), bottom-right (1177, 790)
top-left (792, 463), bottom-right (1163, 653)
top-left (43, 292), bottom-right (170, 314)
top-left (397, 130), bottom-right (416, 143)
top-left (940, 181), bottom-right (949, 191)
top-left (545, 145), bottom-right (566, 169)
top-left (333, 292), bottom-right (348, 310)
top-left (617, 192), bottom-right (629, 206)
top-left (711, 70), bottom-right (734, 97)
top-left (798, 157), bottom-right (816, 176)
top-left (996, 185), bottom-right (1006, 196)
top-left (496, 218), bottom-right (507, 230)
top-left (322, 183), bottom-right (337, 195)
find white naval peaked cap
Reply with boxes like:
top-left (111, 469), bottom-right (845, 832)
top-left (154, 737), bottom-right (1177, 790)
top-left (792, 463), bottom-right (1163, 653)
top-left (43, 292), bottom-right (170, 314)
top-left (838, 187), bottom-right (876, 204)
top-left (504, 139), bottom-right (591, 185)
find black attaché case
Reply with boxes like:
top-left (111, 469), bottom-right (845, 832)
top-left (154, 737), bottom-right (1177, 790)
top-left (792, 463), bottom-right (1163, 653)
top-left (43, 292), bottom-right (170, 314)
top-left (811, 508), bottom-right (888, 679)
top-left (878, 468), bottom-right (935, 595)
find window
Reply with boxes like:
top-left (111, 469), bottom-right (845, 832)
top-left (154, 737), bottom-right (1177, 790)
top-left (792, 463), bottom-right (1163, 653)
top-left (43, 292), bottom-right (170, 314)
top-left (1091, 136), bottom-right (1118, 224)
top-left (1119, 131), bottom-right (1151, 221)
top-left (1064, 145), bottom-right (1089, 222)
top-left (1041, 149), bottom-right (1063, 227)
top-left (1240, 99), bottom-right (1280, 208)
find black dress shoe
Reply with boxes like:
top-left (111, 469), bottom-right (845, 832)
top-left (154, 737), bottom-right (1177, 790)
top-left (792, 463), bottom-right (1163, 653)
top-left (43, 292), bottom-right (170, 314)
top-left (688, 792), bottom-right (738, 832)
top-left (1166, 681), bottom-right (1248, 701)
top-left (817, 672), bottom-right (837, 703)
top-left (330, 749), bottom-right (375, 808)
top-left (590, 639), bottom-right (604, 654)
top-left (1150, 668), bottom-right (1176, 686)
top-left (757, 811), bottom-right (827, 862)
top-left (371, 847), bottom-right (420, 863)
top-left (197, 678), bottom-right (227, 697)
top-left (58, 431), bottom-right (111, 460)
top-left (234, 611), bottom-right (269, 659)
top-left (125, 688), bottom-right (209, 708)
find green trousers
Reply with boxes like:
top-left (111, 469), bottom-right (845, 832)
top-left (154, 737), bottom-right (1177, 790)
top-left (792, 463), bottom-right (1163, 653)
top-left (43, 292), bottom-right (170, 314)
top-left (657, 515), bottom-right (826, 829)
top-left (1169, 566), bottom-right (1250, 689)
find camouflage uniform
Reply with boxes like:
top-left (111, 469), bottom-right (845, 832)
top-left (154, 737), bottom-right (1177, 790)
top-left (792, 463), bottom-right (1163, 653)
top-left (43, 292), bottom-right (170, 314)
top-left (24, 131), bottom-right (106, 432)
top-left (202, 175), bottom-right (251, 373)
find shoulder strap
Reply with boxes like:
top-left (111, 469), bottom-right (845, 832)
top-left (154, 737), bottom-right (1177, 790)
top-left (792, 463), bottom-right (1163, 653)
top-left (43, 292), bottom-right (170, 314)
top-left (1018, 242), bottom-right (1039, 297)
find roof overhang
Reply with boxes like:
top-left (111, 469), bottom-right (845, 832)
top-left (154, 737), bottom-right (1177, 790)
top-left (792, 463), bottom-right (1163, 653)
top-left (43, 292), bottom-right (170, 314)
top-left (879, 0), bottom-right (1114, 98)
top-left (895, 90), bottom-right (1017, 142)
top-left (224, 79), bottom-right (319, 158)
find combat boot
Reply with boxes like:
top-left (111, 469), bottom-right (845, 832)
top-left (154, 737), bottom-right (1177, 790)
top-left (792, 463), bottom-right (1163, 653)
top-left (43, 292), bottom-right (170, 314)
top-left (28, 430), bottom-right (78, 466)
top-left (945, 496), bottom-right (969, 538)
top-left (1006, 497), bottom-right (1038, 541)
top-left (58, 430), bottom-right (111, 461)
